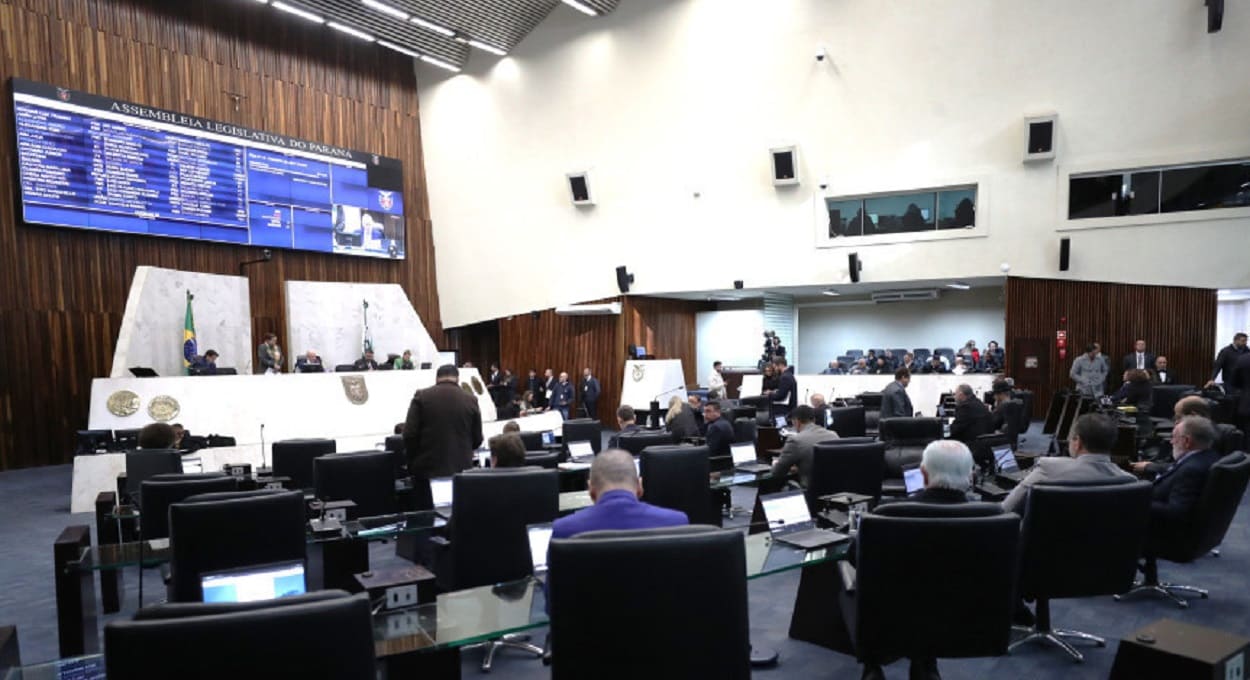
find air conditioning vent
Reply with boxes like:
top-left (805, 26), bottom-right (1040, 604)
top-left (870, 289), bottom-right (940, 304)
top-left (554, 302), bottom-right (622, 316)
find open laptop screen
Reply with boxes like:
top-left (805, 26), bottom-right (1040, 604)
top-left (903, 465), bottom-right (925, 494)
top-left (541, 431), bottom-right (555, 446)
top-left (774, 415), bottom-right (787, 429)
top-left (527, 523), bottom-right (554, 574)
top-left (994, 446), bottom-right (1018, 472)
top-left (567, 440), bottom-right (594, 460)
top-left (430, 477), bottom-right (453, 507)
top-left (731, 442), bottom-right (757, 465)
top-left (760, 491), bottom-right (812, 531)
top-left (201, 560), bottom-right (305, 603)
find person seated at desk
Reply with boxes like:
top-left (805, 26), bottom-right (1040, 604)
top-left (138, 422), bottom-right (177, 450)
top-left (848, 358), bottom-right (870, 375)
top-left (1113, 368), bottom-right (1153, 410)
top-left (517, 390), bottom-right (541, 416)
top-left (294, 350), bottom-right (323, 373)
top-left (948, 383), bottom-right (992, 444)
top-left (810, 393), bottom-right (832, 428)
top-left (761, 364), bottom-right (780, 392)
top-left (821, 360), bottom-right (845, 375)
top-left (553, 449), bottom-right (688, 538)
top-left (922, 355), bottom-right (949, 374)
top-left (1150, 356), bottom-right (1175, 385)
top-left (1142, 415), bottom-right (1221, 555)
top-left (190, 349), bottom-right (219, 375)
top-left (1001, 413), bottom-right (1135, 515)
top-left (665, 396), bottom-right (701, 441)
top-left (392, 350), bottom-right (414, 370)
top-left (981, 341), bottom-right (1005, 372)
top-left (171, 423), bottom-right (187, 449)
top-left (353, 350), bottom-right (379, 371)
top-left (607, 405), bottom-right (644, 449)
top-left (687, 394), bottom-right (706, 431)
top-left (988, 380), bottom-right (1016, 432)
top-left (770, 405), bottom-right (840, 487)
top-left (487, 433), bottom-right (527, 468)
top-left (1131, 395), bottom-right (1211, 476)
top-left (702, 401), bottom-right (735, 459)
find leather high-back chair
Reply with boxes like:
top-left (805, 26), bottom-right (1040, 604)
top-left (271, 438), bottom-right (336, 490)
top-left (808, 441), bottom-right (885, 508)
top-left (971, 433), bottom-right (1012, 473)
top-left (1118, 452), bottom-right (1250, 607)
top-left (124, 450), bottom-right (183, 505)
top-left (383, 435), bottom-right (407, 478)
top-left (1014, 482), bottom-right (1152, 661)
top-left (845, 349), bottom-right (864, 359)
top-left (524, 451), bottom-right (560, 469)
top-left (911, 349), bottom-right (931, 362)
top-left (139, 473), bottom-right (239, 541)
top-left (995, 399), bottom-right (1024, 450)
top-left (562, 418), bottom-right (602, 454)
top-left (826, 405), bottom-right (867, 438)
top-left (1150, 385), bottom-right (1195, 419)
top-left (1215, 425), bottom-right (1245, 456)
top-left (313, 451), bottom-right (396, 518)
top-left (640, 445), bottom-right (715, 525)
top-left (933, 348), bottom-right (956, 365)
top-left (549, 526), bottom-right (750, 679)
top-left (616, 431), bottom-right (675, 456)
top-left (1013, 390), bottom-right (1034, 433)
top-left (518, 431), bottom-right (545, 451)
top-left (732, 417), bottom-right (757, 444)
top-left (878, 417), bottom-right (943, 478)
top-left (105, 591), bottom-right (375, 679)
top-left (167, 489), bottom-right (306, 602)
top-left (844, 503), bottom-right (1018, 666)
top-left (440, 469), bottom-right (559, 590)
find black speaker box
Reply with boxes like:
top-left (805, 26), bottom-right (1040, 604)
top-left (615, 266), bottom-right (633, 294)
top-left (848, 253), bottom-right (861, 283)
top-left (1208, 0), bottom-right (1224, 33)
top-left (1059, 238), bottom-right (1071, 271)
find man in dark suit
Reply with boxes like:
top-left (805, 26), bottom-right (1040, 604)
top-left (191, 349), bottom-right (219, 375)
top-left (1122, 339), bottom-right (1156, 375)
top-left (549, 371), bottom-right (575, 419)
top-left (880, 368), bottom-right (914, 420)
top-left (541, 368), bottom-right (557, 409)
top-left (527, 370), bottom-right (543, 407)
top-left (1207, 332), bottom-right (1248, 389)
top-left (580, 367), bottom-right (600, 419)
top-left (352, 349), bottom-right (379, 371)
top-left (488, 363), bottom-right (502, 385)
top-left (770, 405), bottom-right (840, 487)
top-left (403, 364), bottom-right (484, 480)
top-left (768, 357), bottom-right (798, 418)
top-left (1230, 352), bottom-right (1250, 435)
top-left (607, 405), bottom-right (643, 449)
top-left (948, 383), bottom-right (993, 444)
top-left (702, 400), bottom-right (735, 459)
top-left (899, 353), bottom-right (920, 374)
top-left (922, 355), bottom-right (948, 374)
top-left (1146, 415), bottom-right (1221, 553)
top-left (1150, 356), bottom-right (1175, 385)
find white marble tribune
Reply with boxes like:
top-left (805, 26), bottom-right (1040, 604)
top-left (284, 281), bottom-right (441, 371)
top-left (111, 266), bottom-right (253, 377)
top-left (739, 373), bottom-right (1000, 417)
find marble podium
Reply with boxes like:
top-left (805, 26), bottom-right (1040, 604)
top-left (739, 373), bottom-right (999, 417)
top-left (619, 359), bottom-right (688, 410)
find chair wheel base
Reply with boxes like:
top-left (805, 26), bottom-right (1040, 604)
top-left (1009, 626), bottom-right (1105, 663)
top-left (750, 646), bottom-right (780, 667)
top-left (1115, 581), bottom-right (1208, 609)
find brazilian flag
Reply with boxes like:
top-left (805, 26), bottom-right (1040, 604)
top-left (182, 291), bottom-right (197, 375)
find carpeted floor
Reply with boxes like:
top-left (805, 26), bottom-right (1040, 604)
top-left (3, 429), bottom-right (1249, 678)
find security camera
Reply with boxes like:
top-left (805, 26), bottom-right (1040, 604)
top-left (262, 248), bottom-right (272, 261)
top-left (818, 177), bottom-right (830, 190)
top-left (815, 47), bottom-right (828, 62)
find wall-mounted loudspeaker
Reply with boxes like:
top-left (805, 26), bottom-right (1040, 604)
top-left (615, 266), bottom-right (634, 294)
top-left (1059, 238), bottom-right (1071, 271)
top-left (770, 145), bottom-right (799, 186)
top-left (1023, 114), bottom-right (1057, 163)
top-left (733, 280), bottom-right (744, 290)
top-left (567, 171), bottom-right (593, 205)
top-left (1207, 0), bottom-right (1224, 33)
top-left (848, 252), bottom-right (862, 283)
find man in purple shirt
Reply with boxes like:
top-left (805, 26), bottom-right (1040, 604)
top-left (553, 449), bottom-right (689, 539)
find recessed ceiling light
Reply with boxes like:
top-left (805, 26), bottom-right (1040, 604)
top-left (420, 55), bottom-right (461, 72)
top-left (361, 0), bottom-right (409, 20)
top-left (327, 21), bottom-right (375, 42)
top-left (411, 16), bottom-right (455, 36)
top-left (561, 0), bottom-right (598, 16)
top-left (822, 289), bottom-right (841, 297)
top-left (946, 282), bottom-right (971, 290)
top-left (272, 1), bottom-right (324, 24)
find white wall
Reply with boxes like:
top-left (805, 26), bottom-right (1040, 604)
top-left (795, 288), bottom-right (1005, 374)
top-left (284, 281), bottom-right (441, 370)
top-left (419, 0), bottom-right (1250, 328)
top-left (696, 308), bottom-right (765, 381)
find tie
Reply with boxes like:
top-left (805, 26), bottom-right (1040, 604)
top-left (1137, 353), bottom-right (1144, 369)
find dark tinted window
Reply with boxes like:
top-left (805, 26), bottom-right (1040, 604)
top-left (865, 192), bottom-right (934, 234)
top-left (1069, 174), bottom-right (1123, 219)
top-left (1127, 171), bottom-right (1160, 216)
top-left (827, 199), bottom-right (865, 237)
top-left (1160, 162), bottom-right (1250, 213)
top-left (937, 189), bottom-right (976, 229)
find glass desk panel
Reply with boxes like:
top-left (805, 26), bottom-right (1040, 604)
top-left (373, 578), bottom-right (547, 657)
top-left (333, 511), bottom-right (447, 543)
top-left (743, 531), bottom-right (846, 579)
top-left (2, 655), bottom-right (106, 679)
top-left (708, 470), bottom-right (774, 489)
top-left (75, 539), bottom-right (170, 571)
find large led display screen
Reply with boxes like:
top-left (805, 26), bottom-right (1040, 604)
top-left (11, 79), bottom-right (405, 259)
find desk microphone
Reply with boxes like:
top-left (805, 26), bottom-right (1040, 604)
top-left (652, 386), bottom-right (685, 402)
top-left (260, 423), bottom-right (266, 468)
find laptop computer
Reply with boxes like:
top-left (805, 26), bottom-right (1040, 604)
top-left (903, 463), bottom-right (925, 495)
top-left (993, 445), bottom-right (1025, 484)
top-left (567, 440), bottom-right (594, 462)
top-left (430, 477), bottom-right (453, 508)
top-left (774, 415), bottom-right (787, 429)
top-left (541, 430), bottom-right (555, 447)
top-left (731, 442), bottom-right (771, 474)
top-left (200, 560), bottom-right (306, 603)
top-left (128, 366), bottom-right (158, 378)
top-left (760, 490), bottom-right (849, 550)
top-left (527, 522), bottom-right (554, 579)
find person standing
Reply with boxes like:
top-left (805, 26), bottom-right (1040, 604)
top-left (1209, 332), bottom-right (1249, 389)
top-left (527, 370), bottom-right (543, 407)
top-left (1070, 344), bottom-right (1109, 397)
top-left (707, 361), bottom-right (726, 399)
top-left (880, 368), bottom-right (914, 420)
top-left (580, 367), bottom-right (601, 419)
top-left (549, 371), bottom-right (575, 420)
top-left (541, 368), bottom-right (557, 409)
top-left (770, 357), bottom-right (798, 418)
top-left (1231, 352), bottom-right (1250, 434)
top-left (403, 364), bottom-right (484, 480)
top-left (257, 332), bottom-right (281, 374)
top-left (1122, 339), bottom-right (1156, 374)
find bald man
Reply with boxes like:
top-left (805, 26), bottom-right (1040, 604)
top-left (551, 450), bottom-right (688, 539)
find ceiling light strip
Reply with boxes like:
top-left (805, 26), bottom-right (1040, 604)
top-left (561, 0), bottom-right (598, 16)
top-left (327, 20), bottom-right (376, 42)
top-left (271, 1), bottom-right (325, 24)
top-left (411, 15), bottom-right (455, 37)
top-left (360, 0), bottom-right (408, 20)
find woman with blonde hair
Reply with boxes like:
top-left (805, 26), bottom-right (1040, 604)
top-left (665, 395), bottom-right (701, 441)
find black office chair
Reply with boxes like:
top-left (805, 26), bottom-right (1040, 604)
top-left (840, 503), bottom-right (1019, 671)
top-left (548, 526), bottom-right (750, 679)
top-left (105, 591), bottom-right (375, 679)
top-left (124, 450), bottom-right (183, 506)
top-left (167, 489), bottom-right (306, 602)
top-left (1013, 482), bottom-right (1152, 662)
top-left (1215, 425), bottom-right (1246, 456)
top-left (996, 399), bottom-right (1024, 450)
top-left (434, 469), bottom-right (559, 670)
top-left (878, 418), bottom-right (943, 495)
top-left (911, 349), bottom-right (931, 362)
top-left (561, 418), bottom-right (602, 454)
top-left (1150, 384), bottom-right (1195, 420)
top-left (313, 451), bottom-right (396, 518)
top-left (1117, 451), bottom-right (1250, 608)
top-left (139, 474), bottom-right (239, 541)
top-left (518, 431), bottom-right (545, 451)
top-left (615, 431), bottom-right (673, 456)
top-left (808, 441), bottom-right (885, 509)
top-left (524, 451), bottom-right (560, 469)
top-left (827, 405), bottom-right (867, 438)
top-left (640, 445), bottom-right (716, 525)
top-left (970, 433), bottom-right (1012, 474)
top-left (846, 349), bottom-right (865, 359)
top-left (732, 417), bottom-right (757, 443)
top-left (271, 438), bottom-right (336, 490)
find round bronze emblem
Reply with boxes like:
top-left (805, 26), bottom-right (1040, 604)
top-left (147, 395), bottom-right (181, 422)
top-left (106, 390), bottom-right (141, 417)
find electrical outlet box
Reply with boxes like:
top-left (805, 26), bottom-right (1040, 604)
top-left (325, 507), bottom-right (347, 522)
top-left (264, 481), bottom-right (283, 490)
top-left (386, 585), bottom-right (418, 610)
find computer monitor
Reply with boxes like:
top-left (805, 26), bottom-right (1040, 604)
top-left (567, 440), bottom-right (594, 461)
top-left (635, 345), bottom-right (647, 358)
top-left (993, 445), bottom-right (1018, 472)
top-left (731, 442), bottom-right (757, 465)
top-left (430, 477), bottom-right (453, 508)
top-left (200, 560), bottom-right (306, 603)
top-left (903, 464), bottom-right (925, 494)
top-left (541, 431), bottom-right (555, 447)
top-left (527, 522), bottom-right (554, 575)
top-left (113, 428), bottom-right (140, 451)
top-left (76, 429), bottom-right (113, 454)
top-left (774, 415), bottom-right (787, 429)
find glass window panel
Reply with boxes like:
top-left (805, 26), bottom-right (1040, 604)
top-left (1126, 171), bottom-right (1161, 216)
top-left (863, 192), bottom-right (935, 234)
top-left (1160, 162), bottom-right (1250, 213)
top-left (1068, 174), bottom-right (1123, 219)
top-left (826, 198), bottom-right (865, 237)
top-left (937, 188), bottom-right (976, 229)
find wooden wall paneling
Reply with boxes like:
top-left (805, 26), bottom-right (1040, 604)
top-left (621, 296), bottom-right (709, 388)
top-left (0, 0), bottom-right (443, 469)
top-left (1004, 277), bottom-right (1217, 419)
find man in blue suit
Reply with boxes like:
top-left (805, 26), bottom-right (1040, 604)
top-left (553, 449), bottom-right (689, 539)
top-left (1146, 415), bottom-right (1221, 553)
top-left (549, 371), bottom-right (575, 420)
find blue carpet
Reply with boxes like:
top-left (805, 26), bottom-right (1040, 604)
top-left (4, 435), bottom-right (1249, 678)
